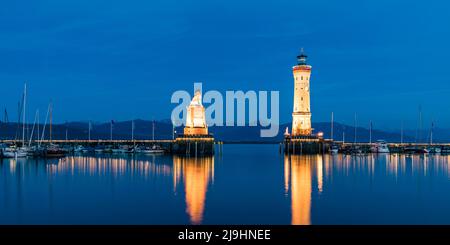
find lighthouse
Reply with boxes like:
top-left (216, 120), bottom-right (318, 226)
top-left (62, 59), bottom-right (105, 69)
top-left (284, 50), bottom-right (324, 154)
top-left (291, 49), bottom-right (312, 136)
top-left (175, 88), bottom-right (214, 156)
top-left (184, 90), bottom-right (208, 136)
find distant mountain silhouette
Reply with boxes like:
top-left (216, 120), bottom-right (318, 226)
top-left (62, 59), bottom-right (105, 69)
top-left (0, 119), bottom-right (442, 143)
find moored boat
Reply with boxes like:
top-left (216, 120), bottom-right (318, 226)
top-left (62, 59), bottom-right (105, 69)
top-left (350, 145), bottom-right (363, 155)
top-left (62, 145), bottom-right (74, 154)
top-left (3, 146), bottom-right (28, 158)
top-left (428, 146), bottom-right (441, 154)
top-left (371, 140), bottom-right (390, 153)
top-left (82, 146), bottom-right (94, 153)
top-left (94, 145), bottom-right (105, 153)
top-left (135, 145), bottom-right (165, 154)
top-left (74, 145), bottom-right (84, 153)
top-left (0, 143), bottom-right (6, 158)
top-left (43, 144), bottom-right (66, 158)
top-left (123, 145), bottom-right (135, 154)
top-left (103, 145), bottom-right (113, 154)
top-left (441, 146), bottom-right (450, 154)
top-left (330, 144), bottom-right (339, 154)
top-left (24, 146), bottom-right (40, 157)
top-left (404, 146), bottom-right (429, 154)
top-left (111, 147), bottom-right (122, 154)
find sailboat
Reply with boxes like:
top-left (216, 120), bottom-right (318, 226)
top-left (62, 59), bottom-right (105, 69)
top-left (19, 83), bottom-right (31, 155)
top-left (404, 106), bottom-right (430, 154)
top-left (135, 144), bottom-right (165, 154)
top-left (404, 146), bottom-right (429, 154)
top-left (427, 122), bottom-right (441, 153)
top-left (330, 144), bottom-right (339, 154)
top-left (74, 145), bottom-right (85, 153)
top-left (350, 113), bottom-right (362, 154)
top-left (94, 145), bottom-right (106, 153)
top-left (135, 120), bottom-right (165, 154)
top-left (329, 112), bottom-right (339, 154)
top-left (371, 140), bottom-right (390, 153)
top-left (42, 102), bottom-right (65, 158)
top-left (24, 110), bottom-right (41, 157)
top-left (368, 122), bottom-right (390, 153)
top-left (3, 145), bottom-right (27, 158)
top-left (0, 143), bottom-right (7, 158)
top-left (4, 83), bottom-right (28, 158)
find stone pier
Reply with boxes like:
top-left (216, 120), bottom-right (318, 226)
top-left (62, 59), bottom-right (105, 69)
top-left (172, 135), bottom-right (215, 156)
top-left (283, 135), bottom-right (327, 154)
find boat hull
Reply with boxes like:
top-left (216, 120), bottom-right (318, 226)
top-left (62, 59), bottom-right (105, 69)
top-left (44, 152), bottom-right (66, 158)
top-left (404, 148), bottom-right (429, 154)
top-left (2, 148), bottom-right (27, 158)
top-left (137, 150), bottom-right (165, 154)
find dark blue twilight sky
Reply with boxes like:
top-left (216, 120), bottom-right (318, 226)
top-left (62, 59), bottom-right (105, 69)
top-left (0, 0), bottom-right (449, 130)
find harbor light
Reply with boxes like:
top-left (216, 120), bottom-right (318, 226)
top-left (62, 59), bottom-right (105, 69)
top-left (291, 49), bottom-right (312, 136)
top-left (284, 50), bottom-right (324, 154)
top-left (174, 88), bottom-right (215, 156)
top-left (183, 89), bottom-right (208, 136)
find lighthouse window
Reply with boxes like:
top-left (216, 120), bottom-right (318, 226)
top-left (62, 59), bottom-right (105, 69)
top-left (301, 76), bottom-right (303, 80)
top-left (301, 97), bottom-right (303, 101)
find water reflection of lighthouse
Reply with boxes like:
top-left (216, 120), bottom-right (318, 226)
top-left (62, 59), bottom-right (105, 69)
top-left (173, 156), bottom-right (214, 224)
top-left (284, 154), bottom-right (323, 225)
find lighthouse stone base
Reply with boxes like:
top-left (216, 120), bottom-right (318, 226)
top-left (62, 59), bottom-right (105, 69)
top-left (283, 135), bottom-right (325, 154)
top-left (172, 134), bottom-right (215, 156)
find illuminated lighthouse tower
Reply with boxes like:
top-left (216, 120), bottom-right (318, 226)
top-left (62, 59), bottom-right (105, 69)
top-left (291, 49), bottom-right (312, 136)
top-left (184, 90), bottom-right (208, 135)
top-left (175, 89), bottom-right (214, 156)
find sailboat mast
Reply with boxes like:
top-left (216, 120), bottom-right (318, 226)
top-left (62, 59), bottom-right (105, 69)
top-left (354, 113), bottom-right (357, 144)
top-left (37, 110), bottom-right (39, 143)
top-left (131, 120), bottom-right (134, 141)
top-left (400, 120), bottom-right (403, 144)
top-left (430, 121), bottom-right (434, 145)
top-left (342, 126), bottom-right (345, 144)
top-left (331, 112), bottom-right (334, 141)
top-left (110, 120), bottom-right (113, 141)
top-left (14, 101), bottom-right (21, 144)
top-left (369, 121), bottom-right (372, 144)
top-left (3, 108), bottom-right (8, 123)
top-left (2, 109), bottom-right (8, 140)
top-left (49, 102), bottom-right (52, 143)
top-left (419, 107), bottom-right (422, 143)
top-left (172, 121), bottom-right (175, 140)
top-left (22, 83), bottom-right (26, 146)
top-left (39, 103), bottom-right (51, 146)
top-left (152, 120), bottom-right (155, 141)
top-left (28, 110), bottom-right (38, 147)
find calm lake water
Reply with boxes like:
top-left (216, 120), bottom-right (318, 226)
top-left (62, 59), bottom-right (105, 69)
top-left (1, 144), bottom-right (450, 225)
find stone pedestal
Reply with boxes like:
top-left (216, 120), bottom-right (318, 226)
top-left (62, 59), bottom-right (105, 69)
top-left (284, 135), bottom-right (325, 154)
top-left (173, 134), bottom-right (215, 156)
